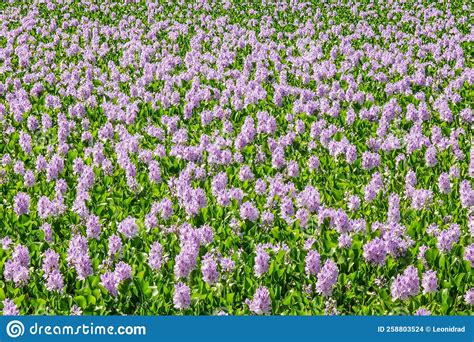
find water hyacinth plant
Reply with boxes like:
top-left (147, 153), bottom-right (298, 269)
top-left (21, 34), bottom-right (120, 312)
top-left (0, 0), bottom-right (472, 316)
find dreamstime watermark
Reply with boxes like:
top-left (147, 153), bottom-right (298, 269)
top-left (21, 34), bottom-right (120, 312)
top-left (6, 320), bottom-right (25, 338)
top-left (5, 320), bottom-right (146, 338)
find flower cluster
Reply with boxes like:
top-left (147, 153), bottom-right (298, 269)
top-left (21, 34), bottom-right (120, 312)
top-left (4, 245), bottom-right (30, 287)
top-left (391, 266), bottom-right (420, 301)
top-left (0, 0), bottom-right (472, 316)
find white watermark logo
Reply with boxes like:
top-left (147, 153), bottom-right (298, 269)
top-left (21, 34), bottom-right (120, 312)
top-left (6, 320), bottom-right (25, 338)
top-left (4, 320), bottom-right (146, 338)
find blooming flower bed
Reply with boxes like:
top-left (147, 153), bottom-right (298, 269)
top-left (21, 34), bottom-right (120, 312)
top-left (0, 0), bottom-right (472, 315)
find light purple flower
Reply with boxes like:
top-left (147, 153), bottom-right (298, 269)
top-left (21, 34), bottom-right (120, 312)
top-left (148, 242), bottom-right (163, 270)
top-left (4, 244), bottom-right (30, 287)
top-left (70, 305), bottom-right (82, 316)
top-left (0, 236), bottom-right (12, 250)
top-left (115, 261), bottom-right (132, 281)
top-left (45, 269), bottom-right (64, 293)
top-left (460, 180), bottom-right (473, 208)
top-left (254, 246), bottom-right (270, 277)
top-left (438, 173), bottom-right (451, 194)
top-left (391, 266), bottom-right (419, 301)
top-left (305, 250), bottom-right (321, 275)
top-left (316, 259), bottom-right (338, 297)
top-left (464, 243), bottom-right (474, 267)
top-left (414, 308), bottom-right (431, 316)
top-left (465, 288), bottom-right (474, 305)
top-left (347, 195), bottom-right (360, 212)
top-left (118, 217), bottom-right (138, 239)
top-left (240, 201), bottom-right (259, 222)
top-left (308, 155), bottom-right (320, 171)
top-left (421, 270), bottom-right (438, 294)
top-left (201, 253), bottom-right (219, 285)
top-left (66, 234), bottom-right (92, 280)
top-left (338, 234), bottom-right (352, 248)
top-left (2, 298), bottom-right (19, 316)
top-left (246, 286), bottom-right (271, 315)
top-left (108, 234), bottom-right (122, 257)
top-left (220, 257), bottom-right (235, 273)
top-left (363, 238), bottom-right (386, 266)
top-left (13, 192), bottom-right (30, 216)
top-left (100, 271), bottom-right (119, 296)
top-left (86, 215), bottom-right (101, 239)
top-left (173, 282), bottom-right (191, 310)
top-left (410, 189), bottom-right (433, 210)
top-left (436, 224), bottom-right (460, 253)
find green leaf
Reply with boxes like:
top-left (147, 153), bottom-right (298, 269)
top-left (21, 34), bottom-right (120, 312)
top-left (226, 293), bottom-right (234, 304)
top-left (74, 296), bottom-right (87, 308)
top-left (87, 295), bottom-right (97, 306)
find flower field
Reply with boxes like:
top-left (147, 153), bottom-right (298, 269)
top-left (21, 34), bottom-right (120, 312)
top-left (0, 0), bottom-right (473, 316)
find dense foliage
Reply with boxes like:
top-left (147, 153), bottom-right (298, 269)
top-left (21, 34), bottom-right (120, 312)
top-left (0, 0), bottom-right (473, 315)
